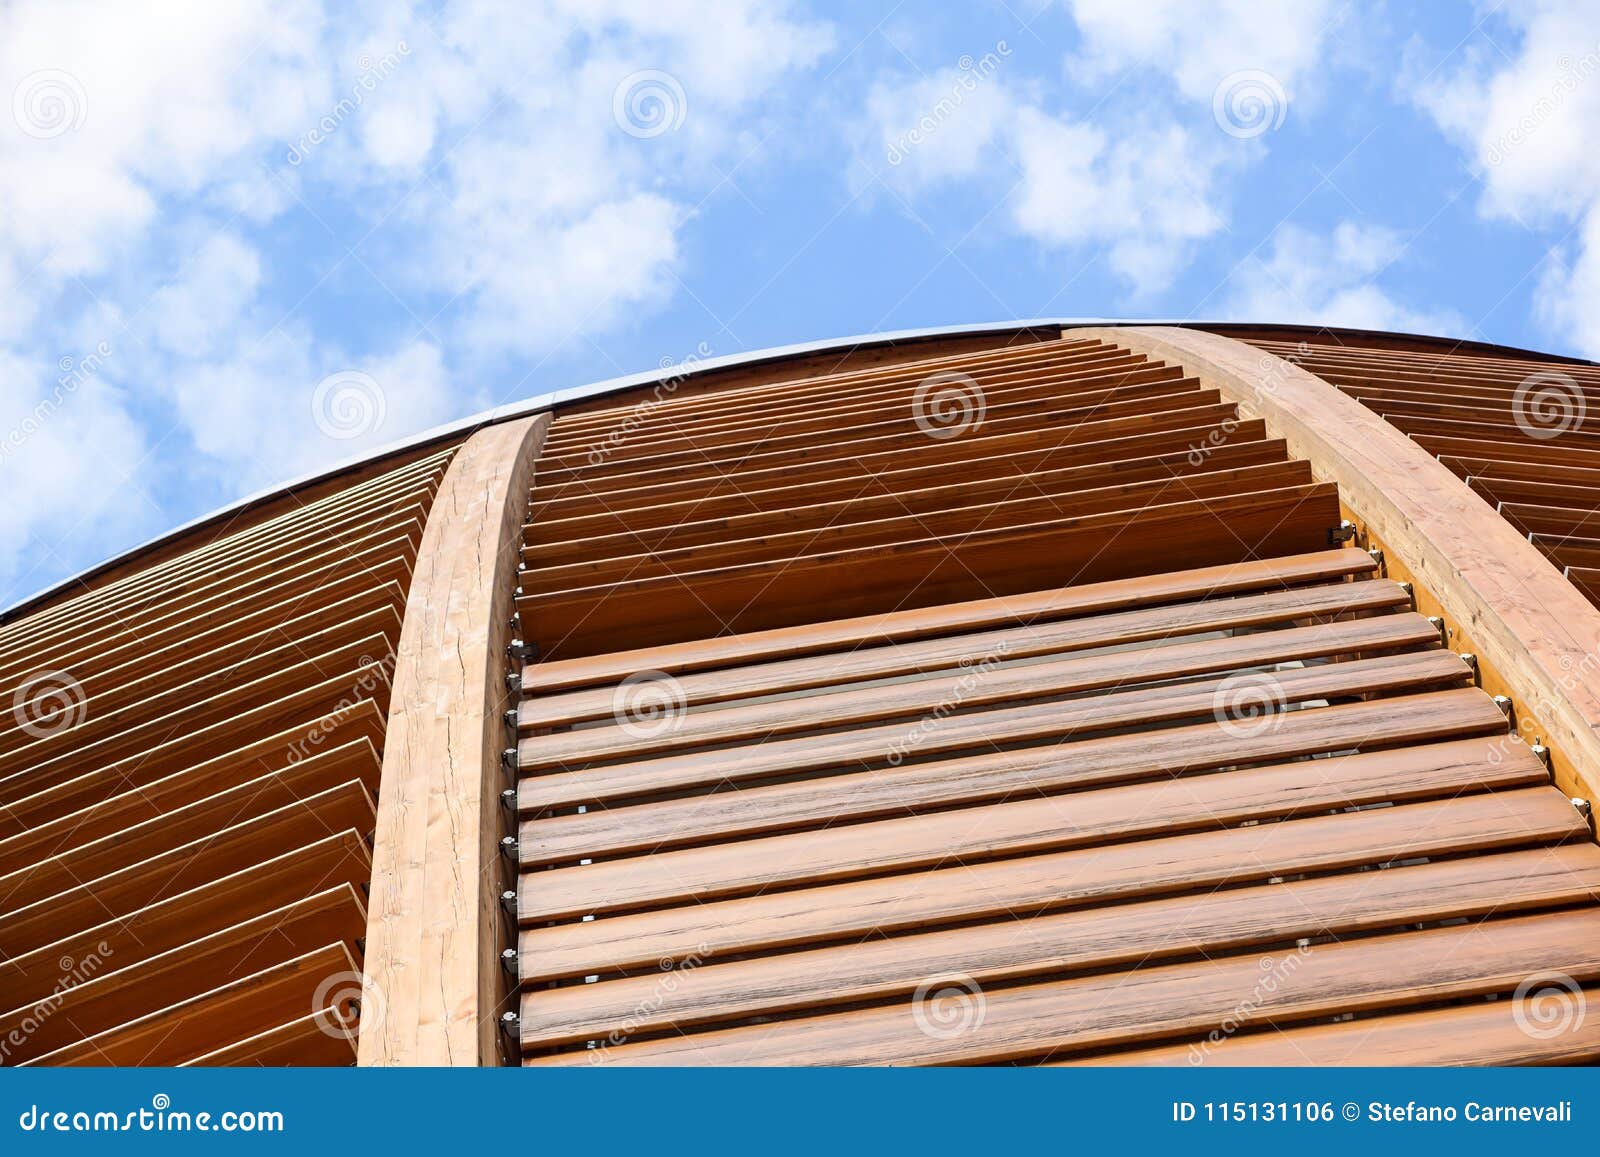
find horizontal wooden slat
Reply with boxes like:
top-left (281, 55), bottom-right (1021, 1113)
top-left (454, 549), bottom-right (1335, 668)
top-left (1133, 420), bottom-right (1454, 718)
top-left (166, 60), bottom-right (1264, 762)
top-left (524, 908), bottom-right (1600, 1065)
top-left (0, 698), bottom-right (384, 836)
top-left (0, 830), bottom-right (370, 1013)
top-left (520, 844), bottom-right (1600, 1049)
top-left (0, 738), bottom-right (378, 879)
top-left (519, 645), bottom-right (1466, 811)
top-left (519, 785), bottom-right (1584, 981)
top-left (534, 417), bottom-right (1268, 524)
top-left (518, 716), bottom-right (1532, 920)
top-left (527, 483), bottom-right (1343, 659)
top-left (1064, 993), bottom-right (1600, 1067)
top-left (523, 548), bottom-right (1377, 696)
top-left (0, 885), bottom-right (366, 1064)
top-left (181, 1011), bottom-right (358, 1067)
top-left (521, 610), bottom-right (1436, 770)
top-left (523, 577), bottom-right (1406, 733)
top-left (523, 461), bottom-right (1314, 592)
top-left (1, 780), bottom-right (374, 955)
top-left (0, 746), bottom-right (378, 910)
top-left (27, 943), bottom-right (361, 1067)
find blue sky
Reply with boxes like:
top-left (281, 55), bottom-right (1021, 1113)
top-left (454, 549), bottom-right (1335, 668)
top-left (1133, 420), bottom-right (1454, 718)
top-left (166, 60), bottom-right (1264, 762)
top-left (2, 0), bottom-right (1598, 607)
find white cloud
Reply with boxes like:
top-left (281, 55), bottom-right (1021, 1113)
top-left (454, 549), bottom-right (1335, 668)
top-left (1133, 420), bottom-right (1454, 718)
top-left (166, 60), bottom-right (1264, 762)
top-left (0, 346), bottom-right (154, 598)
top-left (1064, 0), bottom-right (1337, 104)
top-left (0, 0), bottom-right (834, 596)
top-left (147, 232), bottom-right (264, 358)
top-left (857, 70), bottom-right (1227, 294)
top-left (1407, 2), bottom-right (1600, 355)
top-left (1220, 221), bottom-right (1466, 336)
top-left (165, 328), bottom-right (460, 490)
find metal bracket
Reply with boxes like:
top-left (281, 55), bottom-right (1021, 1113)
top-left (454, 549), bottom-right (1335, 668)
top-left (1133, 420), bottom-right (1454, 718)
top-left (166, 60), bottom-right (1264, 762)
top-left (1458, 652), bottom-right (1480, 686)
top-left (507, 638), bottom-right (538, 664)
top-left (1366, 548), bottom-right (1386, 576)
top-left (499, 1012), bottom-right (522, 1063)
top-left (500, 889), bottom-right (519, 918)
top-left (501, 747), bottom-right (519, 773)
top-left (1426, 615), bottom-right (1448, 647)
top-left (505, 671), bottom-right (522, 693)
top-left (1328, 519), bottom-right (1359, 545)
top-left (1492, 695), bottom-right (1517, 734)
top-left (1531, 744), bottom-right (1552, 770)
top-left (500, 835), bottom-right (520, 865)
top-left (501, 787), bottom-right (518, 815)
top-left (1396, 581), bottom-right (1416, 612)
top-left (500, 948), bottom-right (520, 978)
top-left (1573, 797), bottom-right (1594, 824)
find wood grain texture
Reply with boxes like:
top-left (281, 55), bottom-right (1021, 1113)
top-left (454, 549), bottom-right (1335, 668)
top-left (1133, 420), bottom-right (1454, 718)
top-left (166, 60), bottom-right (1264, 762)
top-left (360, 414), bottom-right (550, 1066)
top-left (1075, 325), bottom-right (1600, 806)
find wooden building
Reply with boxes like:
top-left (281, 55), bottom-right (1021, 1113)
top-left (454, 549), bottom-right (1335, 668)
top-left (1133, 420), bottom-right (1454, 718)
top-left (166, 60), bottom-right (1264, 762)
top-left (3, 321), bottom-right (1599, 1066)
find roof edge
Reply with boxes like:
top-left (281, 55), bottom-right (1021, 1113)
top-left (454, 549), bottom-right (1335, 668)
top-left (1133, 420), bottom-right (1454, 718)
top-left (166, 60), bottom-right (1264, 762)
top-left (4, 317), bottom-right (1590, 623)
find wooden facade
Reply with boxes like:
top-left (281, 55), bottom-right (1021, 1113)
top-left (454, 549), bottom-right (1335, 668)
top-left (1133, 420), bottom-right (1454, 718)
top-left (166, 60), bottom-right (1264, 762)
top-left (2, 323), bottom-right (1598, 1065)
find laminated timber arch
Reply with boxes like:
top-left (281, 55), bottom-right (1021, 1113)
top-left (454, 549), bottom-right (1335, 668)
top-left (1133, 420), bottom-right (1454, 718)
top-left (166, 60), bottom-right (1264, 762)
top-left (359, 413), bottom-right (549, 1067)
top-left (1075, 325), bottom-right (1600, 807)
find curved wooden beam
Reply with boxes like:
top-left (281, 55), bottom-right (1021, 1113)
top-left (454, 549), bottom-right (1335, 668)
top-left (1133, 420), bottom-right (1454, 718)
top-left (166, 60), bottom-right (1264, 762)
top-left (1074, 325), bottom-right (1600, 804)
top-left (359, 413), bottom-right (550, 1066)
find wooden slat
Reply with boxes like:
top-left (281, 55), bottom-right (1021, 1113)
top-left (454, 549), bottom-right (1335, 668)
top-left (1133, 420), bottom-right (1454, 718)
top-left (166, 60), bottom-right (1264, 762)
top-left (0, 750), bottom-right (377, 911)
top-left (522, 577), bottom-right (1407, 732)
top-left (523, 908), bottom-right (1600, 1065)
top-left (525, 483), bottom-right (1343, 658)
top-left (518, 647), bottom-right (1467, 812)
top-left (528, 435), bottom-right (1288, 546)
top-left (0, 886), bottom-right (366, 1064)
top-left (534, 417), bottom-right (1267, 523)
top-left (540, 362), bottom-right (1193, 472)
top-left (27, 943), bottom-right (361, 1067)
top-left (522, 462), bottom-right (1314, 590)
top-left (1, 781), bottom-right (374, 955)
top-left (519, 845), bottom-right (1600, 1049)
top-left (520, 610), bottom-right (1437, 770)
top-left (0, 737), bottom-right (378, 877)
top-left (1064, 995), bottom-right (1600, 1067)
top-left (181, 1011), bottom-right (358, 1067)
top-left (523, 548), bottom-right (1377, 696)
top-left (0, 698), bottom-right (384, 835)
top-left (519, 785), bottom-right (1584, 980)
top-left (0, 830), bottom-right (370, 1013)
top-left (518, 714), bottom-right (1530, 919)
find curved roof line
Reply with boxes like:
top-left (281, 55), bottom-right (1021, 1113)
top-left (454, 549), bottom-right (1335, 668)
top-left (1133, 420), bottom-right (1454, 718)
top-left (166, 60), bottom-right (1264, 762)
top-left (4, 316), bottom-right (1591, 623)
